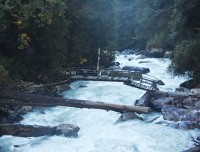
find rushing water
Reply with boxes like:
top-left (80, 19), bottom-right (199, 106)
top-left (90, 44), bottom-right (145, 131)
top-left (0, 54), bottom-right (199, 152)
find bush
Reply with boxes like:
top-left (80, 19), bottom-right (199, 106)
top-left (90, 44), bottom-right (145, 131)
top-left (169, 35), bottom-right (200, 82)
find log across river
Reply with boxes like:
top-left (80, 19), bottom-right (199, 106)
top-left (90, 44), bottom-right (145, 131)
top-left (0, 89), bottom-right (151, 114)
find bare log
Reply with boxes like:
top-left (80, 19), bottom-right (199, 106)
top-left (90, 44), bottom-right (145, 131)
top-left (45, 80), bottom-right (70, 88)
top-left (0, 124), bottom-right (80, 137)
top-left (0, 90), bottom-right (151, 114)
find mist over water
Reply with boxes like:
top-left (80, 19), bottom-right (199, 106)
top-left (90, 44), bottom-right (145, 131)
top-left (0, 54), bottom-right (198, 152)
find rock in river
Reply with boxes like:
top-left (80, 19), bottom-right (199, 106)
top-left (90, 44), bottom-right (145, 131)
top-left (122, 66), bottom-right (150, 74)
top-left (161, 106), bottom-right (200, 122)
top-left (115, 112), bottom-right (143, 124)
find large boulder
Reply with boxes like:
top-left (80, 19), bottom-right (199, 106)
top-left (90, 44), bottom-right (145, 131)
top-left (164, 51), bottom-right (172, 58)
top-left (115, 112), bottom-right (143, 124)
top-left (150, 97), bottom-right (174, 111)
top-left (195, 101), bottom-right (200, 110)
top-left (146, 48), bottom-right (165, 58)
top-left (122, 66), bottom-right (150, 74)
top-left (135, 92), bottom-right (152, 107)
top-left (108, 65), bottom-right (121, 70)
top-left (138, 61), bottom-right (152, 64)
top-left (111, 62), bottom-right (120, 66)
top-left (180, 79), bottom-right (197, 89)
top-left (54, 84), bottom-right (71, 94)
top-left (182, 146), bottom-right (200, 152)
top-left (182, 97), bottom-right (196, 109)
top-left (121, 49), bottom-right (135, 55)
top-left (135, 54), bottom-right (146, 60)
top-left (55, 124), bottom-right (80, 137)
top-left (156, 120), bottom-right (200, 130)
top-left (161, 106), bottom-right (200, 122)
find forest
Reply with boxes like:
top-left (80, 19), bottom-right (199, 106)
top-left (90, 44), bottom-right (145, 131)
top-left (1, 1), bottom-right (200, 151)
top-left (0, 0), bottom-right (200, 84)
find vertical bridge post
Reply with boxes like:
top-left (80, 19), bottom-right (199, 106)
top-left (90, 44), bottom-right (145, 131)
top-left (97, 48), bottom-right (100, 74)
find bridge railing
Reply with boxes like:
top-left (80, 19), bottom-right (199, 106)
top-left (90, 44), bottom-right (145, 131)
top-left (66, 67), bottom-right (164, 86)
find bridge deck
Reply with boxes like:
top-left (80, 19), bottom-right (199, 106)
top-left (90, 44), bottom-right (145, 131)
top-left (71, 75), bottom-right (129, 82)
top-left (68, 68), bottom-right (164, 91)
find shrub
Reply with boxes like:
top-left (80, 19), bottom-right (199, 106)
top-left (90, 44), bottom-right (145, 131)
top-left (169, 35), bottom-right (200, 82)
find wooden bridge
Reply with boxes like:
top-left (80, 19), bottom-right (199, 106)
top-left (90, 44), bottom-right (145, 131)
top-left (66, 67), bottom-right (164, 91)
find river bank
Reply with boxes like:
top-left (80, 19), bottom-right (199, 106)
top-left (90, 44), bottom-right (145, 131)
top-left (0, 75), bottom-right (71, 124)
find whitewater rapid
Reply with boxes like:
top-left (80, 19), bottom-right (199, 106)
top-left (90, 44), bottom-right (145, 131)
top-left (0, 54), bottom-right (199, 152)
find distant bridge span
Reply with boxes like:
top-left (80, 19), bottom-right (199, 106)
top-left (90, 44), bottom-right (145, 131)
top-left (66, 67), bottom-right (164, 91)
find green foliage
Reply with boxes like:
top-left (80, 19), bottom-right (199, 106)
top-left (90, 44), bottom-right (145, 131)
top-left (115, 0), bottom-right (200, 82)
top-left (0, 0), bottom-right (200, 83)
top-left (169, 36), bottom-right (200, 82)
top-left (146, 32), bottom-right (168, 49)
top-left (0, 0), bottom-right (117, 81)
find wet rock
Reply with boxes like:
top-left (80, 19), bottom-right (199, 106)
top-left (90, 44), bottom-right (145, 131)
top-left (79, 85), bottom-right (87, 88)
top-left (55, 124), bottom-right (80, 137)
top-left (195, 101), bottom-right (200, 110)
top-left (182, 146), bottom-right (200, 152)
top-left (111, 62), bottom-right (120, 66)
top-left (115, 112), bottom-right (143, 123)
top-left (110, 70), bottom-right (142, 80)
top-left (115, 51), bottom-right (121, 56)
top-left (54, 84), bottom-right (71, 93)
top-left (121, 49), bottom-right (135, 55)
top-left (147, 48), bottom-right (164, 58)
top-left (175, 87), bottom-right (191, 93)
top-left (182, 97), bottom-right (195, 109)
top-left (108, 65), bottom-right (121, 70)
top-left (135, 55), bottom-right (146, 60)
top-left (196, 83), bottom-right (200, 88)
top-left (156, 80), bottom-right (165, 85)
top-left (156, 120), bottom-right (200, 130)
top-left (0, 105), bottom-right (24, 123)
top-left (128, 57), bottom-right (134, 61)
top-left (122, 66), bottom-right (150, 74)
top-left (180, 79), bottom-right (197, 89)
top-left (151, 97), bottom-right (174, 111)
top-left (161, 106), bottom-right (200, 122)
top-left (26, 84), bottom-right (46, 94)
top-left (135, 92), bottom-right (152, 107)
top-left (164, 51), bottom-right (172, 58)
top-left (191, 89), bottom-right (200, 96)
top-left (138, 61), bottom-right (152, 64)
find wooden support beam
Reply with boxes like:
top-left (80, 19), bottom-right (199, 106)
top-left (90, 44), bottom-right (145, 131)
top-left (0, 90), bottom-right (151, 114)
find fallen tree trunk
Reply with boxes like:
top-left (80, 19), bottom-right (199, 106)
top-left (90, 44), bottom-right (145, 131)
top-left (45, 79), bottom-right (70, 88)
top-left (0, 90), bottom-right (151, 114)
top-left (0, 124), bottom-right (80, 137)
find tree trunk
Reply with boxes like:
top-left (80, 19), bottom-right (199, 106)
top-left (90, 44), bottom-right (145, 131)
top-left (0, 124), bottom-right (80, 137)
top-left (0, 89), bottom-right (151, 114)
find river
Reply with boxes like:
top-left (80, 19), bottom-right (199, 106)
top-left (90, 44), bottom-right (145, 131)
top-left (0, 53), bottom-right (199, 152)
